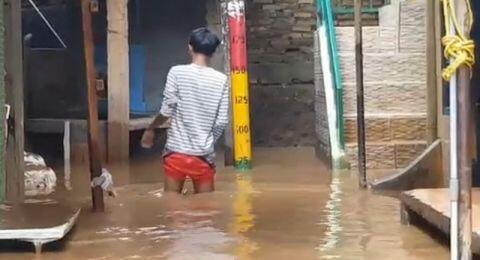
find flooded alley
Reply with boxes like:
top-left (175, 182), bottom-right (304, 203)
top-left (0, 0), bottom-right (479, 259)
top-left (0, 148), bottom-right (449, 259)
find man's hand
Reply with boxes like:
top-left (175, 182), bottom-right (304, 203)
top-left (141, 129), bottom-right (155, 149)
top-left (141, 114), bottom-right (170, 149)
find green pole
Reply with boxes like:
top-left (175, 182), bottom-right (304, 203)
top-left (0, 0), bottom-right (5, 202)
top-left (324, 0), bottom-right (345, 150)
top-left (317, 0), bottom-right (345, 149)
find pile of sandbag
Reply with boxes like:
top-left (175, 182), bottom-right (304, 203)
top-left (24, 152), bottom-right (57, 196)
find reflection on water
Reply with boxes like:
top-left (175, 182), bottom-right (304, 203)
top-left (164, 206), bottom-right (233, 260)
top-left (317, 175), bottom-right (342, 254)
top-left (231, 175), bottom-right (258, 259)
top-left (0, 148), bottom-right (449, 260)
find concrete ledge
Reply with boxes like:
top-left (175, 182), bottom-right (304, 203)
top-left (370, 139), bottom-right (443, 190)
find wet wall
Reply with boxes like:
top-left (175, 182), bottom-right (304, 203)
top-left (135, 0), bottom-right (208, 112)
top-left (23, 3), bottom-right (88, 119)
top-left (23, 0), bottom-right (318, 148)
top-left (246, 1), bottom-right (317, 147)
top-left (23, 0), bottom-right (211, 119)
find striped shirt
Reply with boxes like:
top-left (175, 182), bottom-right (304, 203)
top-left (160, 63), bottom-right (229, 163)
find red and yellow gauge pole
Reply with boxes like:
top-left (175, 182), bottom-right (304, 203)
top-left (227, 0), bottom-right (252, 170)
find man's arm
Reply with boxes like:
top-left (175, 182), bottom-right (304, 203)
top-left (212, 82), bottom-right (230, 142)
top-left (141, 68), bottom-right (177, 148)
top-left (146, 114), bottom-right (170, 131)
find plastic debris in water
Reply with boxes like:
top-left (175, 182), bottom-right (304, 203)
top-left (25, 168), bottom-right (57, 196)
top-left (24, 152), bottom-right (47, 167)
top-left (24, 152), bottom-right (57, 197)
top-left (91, 168), bottom-right (117, 197)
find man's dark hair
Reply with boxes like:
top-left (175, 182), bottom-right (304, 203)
top-left (189, 27), bottom-right (221, 57)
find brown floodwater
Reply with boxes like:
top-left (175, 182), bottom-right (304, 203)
top-left (0, 147), bottom-right (449, 259)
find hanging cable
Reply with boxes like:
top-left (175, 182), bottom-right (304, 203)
top-left (27, 0), bottom-right (67, 48)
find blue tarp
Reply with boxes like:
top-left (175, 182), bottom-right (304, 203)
top-left (95, 45), bottom-right (150, 116)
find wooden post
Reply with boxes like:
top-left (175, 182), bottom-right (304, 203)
top-left (453, 1), bottom-right (473, 258)
top-left (354, 0), bottom-right (366, 188)
top-left (425, 0), bottom-right (438, 144)
top-left (220, 0), bottom-right (234, 166)
top-left (81, 0), bottom-right (104, 212)
top-left (4, 0), bottom-right (25, 203)
top-left (457, 67), bottom-right (473, 259)
top-left (107, 0), bottom-right (130, 162)
top-left (0, 0), bottom-right (5, 201)
top-left (63, 121), bottom-right (71, 190)
top-left (435, 0), bottom-right (450, 186)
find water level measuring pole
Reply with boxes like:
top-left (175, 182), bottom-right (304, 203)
top-left (227, 0), bottom-right (252, 171)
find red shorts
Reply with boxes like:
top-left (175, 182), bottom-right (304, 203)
top-left (164, 153), bottom-right (215, 183)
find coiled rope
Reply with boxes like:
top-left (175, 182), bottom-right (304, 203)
top-left (441, 0), bottom-right (475, 81)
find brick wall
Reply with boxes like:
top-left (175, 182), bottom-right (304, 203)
top-left (338, 0), bottom-right (428, 169)
top-left (313, 29), bottom-right (332, 165)
top-left (246, 0), bottom-right (317, 146)
top-left (332, 0), bottom-right (388, 26)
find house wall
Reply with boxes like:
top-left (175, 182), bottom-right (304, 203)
top-left (338, 0), bottom-right (428, 169)
top-left (23, 3), bottom-right (88, 119)
top-left (246, 0), bottom-right (317, 146)
top-left (24, 0), bottom-right (319, 148)
top-left (136, 0), bottom-right (213, 112)
top-left (23, 0), bottom-right (216, 118)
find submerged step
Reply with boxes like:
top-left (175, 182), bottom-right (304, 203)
top-left (400, 188), bottom-right (480, 254)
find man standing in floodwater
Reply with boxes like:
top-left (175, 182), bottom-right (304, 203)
top-left (141, 28), bottom-right (229, 194)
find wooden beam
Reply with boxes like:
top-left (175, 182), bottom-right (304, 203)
top-left (434, 0), bottom-right (450, 187)
top-left (63, 121), bottom-right (71, 190)
top-left (354, 0), bottom-right (366, 188)
top-left (425, 0), bottom-right (438, 144)
top-left (81, 0), bottom-right (104, 212)
top-left (107, 0), bottom-right (130, 162)
top-left (0, 0), bottom-right (5, 202)
top-left (128, 117), bottom-right (169, 131)
top-left (4, 0), bottom-right (25, 203)
top-left (454, 0), bottom-right (474, 258)
top-left (220, 0), bottom-right (234, 166)
top-left (457, 67), bottom-right (473, 259)
top-left (25, 117), bottom-right (168, 134)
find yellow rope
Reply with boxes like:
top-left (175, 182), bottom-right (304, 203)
top-left (441, 0), bottom-right (475, 81)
